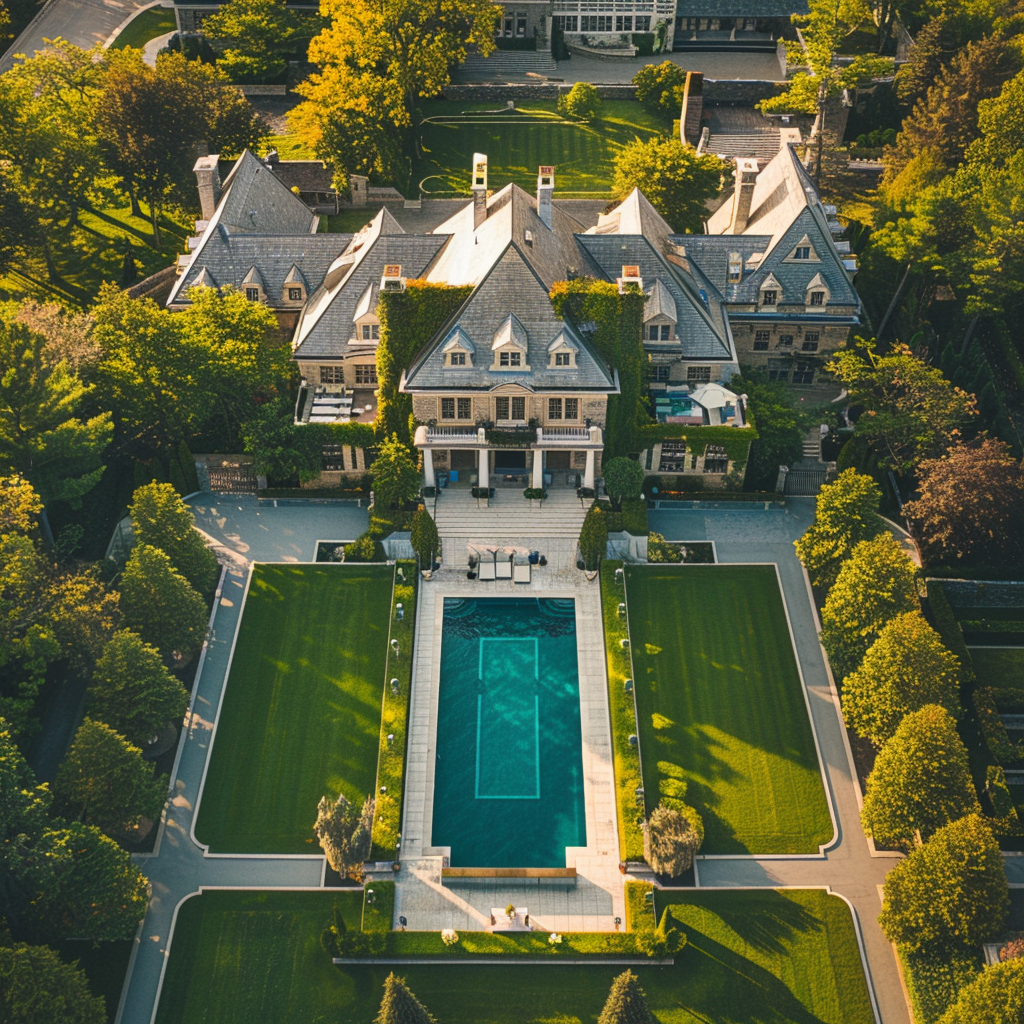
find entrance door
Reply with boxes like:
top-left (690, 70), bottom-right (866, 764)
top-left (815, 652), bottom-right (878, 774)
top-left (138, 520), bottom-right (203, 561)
top-left (451, 450), bottom-right (476, 471)
top-left (545, 450), bottom-right (570, 471)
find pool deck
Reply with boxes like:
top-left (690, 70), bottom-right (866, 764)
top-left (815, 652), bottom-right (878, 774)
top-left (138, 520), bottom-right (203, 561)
top-left (396, 565), bottom-right (625, 933)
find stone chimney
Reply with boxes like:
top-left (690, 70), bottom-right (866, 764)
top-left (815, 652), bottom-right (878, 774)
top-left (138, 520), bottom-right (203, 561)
top-left (193, 154), bottom-right (222, 222)
top-left (472, 152), bottom-right (488, 229)
top-left (729, 157), bottom-right (759, 235)
top-left (349, 173), bottom-right (368, 207)
top-left (537, 165), bottom-right (554, 229)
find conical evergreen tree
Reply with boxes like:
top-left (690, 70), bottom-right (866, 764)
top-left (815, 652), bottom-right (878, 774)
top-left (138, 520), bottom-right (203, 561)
top-left (375, 972), bottom-right (435, 1024)
top-left (598, 970), bottom-right (658, 1024)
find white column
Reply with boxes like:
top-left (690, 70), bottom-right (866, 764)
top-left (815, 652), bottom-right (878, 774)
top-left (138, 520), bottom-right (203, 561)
top-left (478, 448), bottom-right (489, 490)
top-left (423, 448), bottom-right (435, 488)
top-left (532, 450), bottom-right (544, 488)
top-left (583, 449), bottom-right (596, 490)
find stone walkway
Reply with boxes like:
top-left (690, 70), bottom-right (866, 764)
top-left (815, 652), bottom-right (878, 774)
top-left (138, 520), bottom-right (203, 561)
top-left (650, 498), bottom-right (908, 1024)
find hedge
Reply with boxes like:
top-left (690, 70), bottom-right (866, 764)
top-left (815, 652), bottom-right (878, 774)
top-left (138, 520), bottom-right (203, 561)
top-left (897, 944), bottom-right (983, 1024)
top-left (625, 880), bottom-right (655, 931)
top-left (925, 583), bottom-right (976, 687)
top-left (601, 561), bottom-right (645, 861)
top-left (370, 561), bottom-right (417, 859)
top-left (637, 423), bottom-right (757, 462)
top-left (975, 686), bottom-right (1024, 764)
top-left (598, 497), bottom-right (648, 536)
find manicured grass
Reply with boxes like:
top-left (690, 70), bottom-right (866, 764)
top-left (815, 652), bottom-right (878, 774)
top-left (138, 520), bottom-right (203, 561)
top-left (413, 100), bottom-right (671, 196)
top-left (970, 647), bottom-right (1024, 689)
top-left (155, 888), bottom-right (872, 1024)
top-left (625, 565), bottom-right (833, 855)
top-left (194, 564), bottom-right (394, 853)
top-left (109, 6), bottom-right (177, 50)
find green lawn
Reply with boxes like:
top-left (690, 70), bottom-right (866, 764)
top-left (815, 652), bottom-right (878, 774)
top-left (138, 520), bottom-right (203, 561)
top-left (625, 565), bottom-right (833, 855)
top-left (155, 888), bottom-right (873, 1024)
top-left (413, 100), bottom-right (671, 196)
top-left (109, 6), bottom-right (177, 50)
top-left (970, 647), bottom-right (1024, 689)
top-left (194, 564), bottom-right (394, 853)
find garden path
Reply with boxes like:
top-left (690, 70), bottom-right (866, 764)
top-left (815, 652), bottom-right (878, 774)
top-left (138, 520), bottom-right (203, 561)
top-left (650, 498), bottom-right (910, 1024)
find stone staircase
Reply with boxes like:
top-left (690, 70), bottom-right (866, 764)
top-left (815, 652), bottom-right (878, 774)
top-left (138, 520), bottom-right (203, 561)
top-left (455, 50), bottom-right (559, 82)
top-left (784, 428), bottom-right (829, 496)
top-left (801, 428), bottom-right (823, 461)
top-left (433, 487), bottom-right (588, 540)
top-left (705, 130), bottom-right (782, 161)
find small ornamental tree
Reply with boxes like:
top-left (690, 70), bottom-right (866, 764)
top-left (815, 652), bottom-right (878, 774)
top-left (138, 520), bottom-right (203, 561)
top-left (53, 719), bottom-right (166, 838)
top-left (558, 81), bottom-right (601, 119)
top-left (820, 533), bottom-right (919, 683)
top-left (314, 792), bottom-right (374, 878)
top-left (375, 972), bottom-right (435, 1024)
top-left (371, 435), bottom-right (420, 513)
top-left (937, 959), bottom-right (1024, 1024)
top-left (409, 509), bottom-right (439, 567)
top-left (88, 630), bottom-right (189, 746)
top-left (603, 456), bottom-right (645, 510)
top-left (794, 469), bottom-right (884, 589)
top-left (579, 503), bottom-right (608, 571)
top-left (119, 544), bottom-right (209, 664)
top-left (861, 705), bottom-right (980, 850)
top-left (129, 482), bottom-right (219, 594)
top-left (598, 969), bottom-right (659, 1024)
top-left (632, 60), bottom-right (687, 113)
top-left (841, 611), bottom-right (961, 747)
top-left (643, 803), bottom-right (703, 877)
top-left (242, 399), bottom-right (324, 483)
top-left (0, 942), bottom-right (106, 1024)
top-left (879, 813), bottom-right (1009, 952)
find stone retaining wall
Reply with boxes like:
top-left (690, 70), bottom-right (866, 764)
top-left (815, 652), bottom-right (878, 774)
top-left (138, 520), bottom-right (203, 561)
top-left (933, 579), bottom-right (1024, 609)
top-left (442, 79), bottom-right (786, 105)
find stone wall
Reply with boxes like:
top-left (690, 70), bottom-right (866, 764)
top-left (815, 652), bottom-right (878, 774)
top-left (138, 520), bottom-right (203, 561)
top-left (934, 579), bottom-right (1024, 609)
top-left (442, 78), bottom-right (786, 105)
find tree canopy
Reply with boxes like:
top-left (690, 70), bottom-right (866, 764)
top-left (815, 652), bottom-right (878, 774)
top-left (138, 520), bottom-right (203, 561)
top-left (841, 610), bottom-right (961, 747)
top-left (597, 969), bottom-right (659, 1024)
top-left (0, 942), bottom-right (106, 1024)
top-left (603, 457), bottom-right (645, 508)
top-left (937, 958), bottom-right (1024, 1024)
top-left (202, 0), bottom-right (307, 84)
top-left (371, 435), bottom-right (420, 513)
top-left (314, 792), bottom-right (373, 878)
top-left (612, 136), bottom-right (728, 234)
top-left (861, 704), bottom-right (980, 850)
top-left (633, 61), bottom-right (688, 113)
top-left (879, 813), bottom-right (1008, 951)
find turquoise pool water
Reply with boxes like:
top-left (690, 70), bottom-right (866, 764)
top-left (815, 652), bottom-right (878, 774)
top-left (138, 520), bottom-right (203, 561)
top-left (431, 597), bottom-right (586, 867)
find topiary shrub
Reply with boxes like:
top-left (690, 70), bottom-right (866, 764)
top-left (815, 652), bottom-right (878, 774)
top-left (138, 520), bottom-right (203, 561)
top-left (603, 457), bottom-right (645, 510)
top-left (579, 504), bottom-right (608, 570)
top-left (643, 802), bottom-right (702, 877)
top-left (409, 509), bottom-right (439, 566)
top-left (344, 533), bottom-right (382, 562)
top-left (558, 81), bottom-right (602, 119)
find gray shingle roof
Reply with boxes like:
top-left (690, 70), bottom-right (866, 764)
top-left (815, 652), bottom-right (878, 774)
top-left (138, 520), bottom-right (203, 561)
top-left (217, 150), bottom-right (317, 236)
top-left (674, 1), bottom-right (808, 15)
top-left (404, 244), bottom-right (616, 393)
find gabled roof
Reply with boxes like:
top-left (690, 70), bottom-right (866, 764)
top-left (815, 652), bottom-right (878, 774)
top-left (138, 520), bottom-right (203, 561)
top-left (241, 265), bottom-right (266, 289)
top-left (194, 267), bottom-right (217, 288)
top-left (645, 279), bottom-right (678, 322)
top-left (404, 244), bottom-right (617, 393)
top-left (216, 150), bottom-right (317, 236)
top-left (587, 189), bottom-right (675, 252)
top-left (492, 313), bottom-right (528, 351)
top-left (283, 264), bottom-right (307, 288)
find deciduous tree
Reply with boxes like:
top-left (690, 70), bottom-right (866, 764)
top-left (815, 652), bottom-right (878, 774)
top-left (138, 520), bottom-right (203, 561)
top-left (794, 468), bottom-right (884, 589)
top-left (879, 813), bottom-right (1008, 951)
top-left (119, 543), bottom-right (209, 664)
top-left (611, 137), bottom-right (728, 234)
top-left (598, 969), bottom-right (659, 1024)
top-left (820, 532), bottom-right (919, 682)
top-left (632, 61), bottom-right (687, 113)
top-left (241, 399), bottom-right (324, 483)
top-left (371, 435), bottom-right (420, 513)
top-left (88, 629), bottom-right (189, 746)
top-left (46, 568), bottom-right (121, 673)
top-left (314, 792), bottom-right (373, 878)
top-left (374, 972), bottom-right (435, 1024)
top-left (53, 719), bottom-right (166, 838)
top-left (733, 374), bottom-right (808, 492)
top-left (861, 705), bottom-right (980, 850)
top-left (558, 81), bottom-right (601, 119)
top-left (0, 941), bottom-right (106, 1024)
top-left (842, 611), bottom-right (961, 746)
top-left (129, 482), bottom-right (219, 593)
top-left (904, 438), bottom-right (1024, 568)
top-left (643, 803), bottom-right (703, 877)
top-left (937, 958), bottom-right (1024, 1024)
top-left (0, 718), bottom-right (51, 844)
top-left (203, 0), bottom-right (306, 84)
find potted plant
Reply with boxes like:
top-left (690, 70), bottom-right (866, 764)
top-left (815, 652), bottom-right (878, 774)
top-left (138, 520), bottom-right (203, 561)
top-left (523, 486), bottom-right (546, 507)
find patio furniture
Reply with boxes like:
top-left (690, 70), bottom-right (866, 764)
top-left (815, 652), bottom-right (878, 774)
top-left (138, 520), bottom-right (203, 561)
top-left (496, 558), bottom-right (512, 579)
top-left (514, 562), bottom-right (531, 584)
top-left (478, 561), bottom-right (496, 581)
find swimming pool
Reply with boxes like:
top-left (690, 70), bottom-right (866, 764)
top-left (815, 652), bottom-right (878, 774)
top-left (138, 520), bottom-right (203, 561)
top-left (430, 597), bottom-right (586, 867)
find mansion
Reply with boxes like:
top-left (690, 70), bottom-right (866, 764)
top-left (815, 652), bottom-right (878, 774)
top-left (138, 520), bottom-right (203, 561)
top-left (170, 134), bottom-right (857, 483)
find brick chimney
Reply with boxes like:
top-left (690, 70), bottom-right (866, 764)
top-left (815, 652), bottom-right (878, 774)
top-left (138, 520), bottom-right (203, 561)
top-left (472, 152), bottom-right (488, 229)
top-left (537, 165), bottom-right (554, 229)
top-left (729, 157), bottom-right (759, 235)
top-left (193, 154), bottom-right (222, 222)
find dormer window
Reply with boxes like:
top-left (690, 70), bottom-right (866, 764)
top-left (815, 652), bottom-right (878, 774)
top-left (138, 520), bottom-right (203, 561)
top-left (500, 351), bottom-right (521, 367)
top-left (282, 264), bottom-right (307, 303)
top-left (794, 246), bottom-right (810, 260)
top-left (288, 287), bottom-right (303, 301)
top-left (245, 287), bottom-right (260, 301)
top-left (804, 272), bottom-right (830, 309)
top-left (361, 324), bottom-right (380, 341)
top-left (548, 329), bottom-right (578, 368)
top-left (762, 289), bottom-right (778, 306)
top-left (555, 352), bottom-right (571, 366)
top-left (442, 326), bottom-right (474, 368)
top-left (241, 265), bottom-right (265, 303)
top-left (786, 236), bottom-right (819, 263)
top-left (491, 314), bottom-right (530, 371)
top-left (727, 252), bottom-right (742, 282)
top-left (648, 324), bottom-right (673, 341)
top-left (809, 291), bottom-right (825, 306)
top-left (381, 264), bottom-right (404, 292)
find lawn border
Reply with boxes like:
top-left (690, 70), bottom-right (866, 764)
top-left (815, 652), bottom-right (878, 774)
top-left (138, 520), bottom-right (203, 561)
top-left (102, 0), bottom-right (172, 49)
top-left (623, 562), bottom-right (838, 860)
top-left (190, 560), bottom-right (397, 860)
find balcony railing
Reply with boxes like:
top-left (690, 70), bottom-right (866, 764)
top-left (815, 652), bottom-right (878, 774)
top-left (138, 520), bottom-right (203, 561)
top-left (425, 426), bottom-right (479, 441)
top-left (540, 426), bottom-right (589, 442)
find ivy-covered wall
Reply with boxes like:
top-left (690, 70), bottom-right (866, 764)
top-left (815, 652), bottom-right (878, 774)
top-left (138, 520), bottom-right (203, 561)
top-left (376, 281), bottom-right (473, 443)
top-left (550, 278), bottom-right (647, 458)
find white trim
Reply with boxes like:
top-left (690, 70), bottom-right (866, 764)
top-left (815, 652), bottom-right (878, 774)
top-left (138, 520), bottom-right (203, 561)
top-left (102, 0), bottom-right (170, 49)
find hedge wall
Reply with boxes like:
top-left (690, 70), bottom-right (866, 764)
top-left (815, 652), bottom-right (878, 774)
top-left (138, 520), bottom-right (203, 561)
top-left (637, 423), bottom-right (757, 462)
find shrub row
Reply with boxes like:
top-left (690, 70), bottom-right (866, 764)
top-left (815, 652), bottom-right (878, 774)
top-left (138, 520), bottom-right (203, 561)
top-left (369, 561), bottom-right (417, 859)
top-left (601, 561), bottom-right (645, 860)
top-left (898, 944), bottom-right (983, 1024)
top-left (975, 686), bottom-right (1024, 765)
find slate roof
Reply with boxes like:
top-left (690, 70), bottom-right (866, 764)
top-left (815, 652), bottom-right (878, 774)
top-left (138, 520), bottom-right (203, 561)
top-left (292, 208), bottom-right (449, 361)
top-left (216, 150), bottom-right (316, 236)
top-left (404, 244), bottom-right (616, 393)
top-left (674, 1), bottom-right (808, 15)
top-left (262, 157), bottom-right (335, 194)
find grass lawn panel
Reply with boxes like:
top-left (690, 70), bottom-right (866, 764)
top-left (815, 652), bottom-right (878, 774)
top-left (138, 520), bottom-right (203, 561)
top-left (195, 564), bottom-right (393, 853)
top-left (414, 100), bottom-right (670, 196)
top-left (155, 888), bottom-right (872, 1024)
top-left (109, 7), bottom-right (177, 49)
top-left (970, 647), bottom-right (1024, 689)
top-left (625, 564), bottom-right (832, 855)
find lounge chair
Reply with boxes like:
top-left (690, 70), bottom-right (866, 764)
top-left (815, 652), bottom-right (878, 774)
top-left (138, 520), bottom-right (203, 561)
top-left (496, 559), bottom-right (512, 579)
top-left (514, 562), bottom-right (531, 584)
top-left (478, 561), bottom-right (496, 581)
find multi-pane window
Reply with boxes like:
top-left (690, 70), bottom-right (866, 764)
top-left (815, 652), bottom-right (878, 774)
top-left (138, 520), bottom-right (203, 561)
top-left (802, 332), bottom-right (820, 352)
top-left (554, 352), bottom-right (571, 366)
top-left (553, 15), bottom-right (577, 30)
top-left (793, 246), bottom-right (810, 260)
top-left (615, 15), bottom-right (632, 31)
top-left (361, 324), bottom-right (380, 341)
top-left (648, 324), bottom-right (672, 341)
top-left (728, 253), bottom-right (742, 282)
top-left (581, 15), bottom-right (612, 31)
top-left (793, 362), bottom-right (815, 385)
top-left (511, 396), bottom-right (525, 419)
top-left (458, 398), bottom-right (472, 419)
top-left (496, 396), bottom-right (525, 420)
top-left (355, 364), bottom-right (377, 385)
top-left (687, 366), bottom-right (712, 382)
top-left (564, 398), bottom-right (579, 420)
top-left (635, 15), bottom-right (650, 30)
top-left (809, 291), bottom-right (826, 306)
top-left (320, 365), bottom-right (344, 384)
top-left (654, 365), bottom-right (670, 382)
top-left (288, 288), bottom-right (303, 301)
top-left (761, 289), bottom-right (778, 306)
top-left (441, 398), bottom-right (455, 419)
top-left (495, 396), bottom-right (509, 420)
top-left (548, 398), bottom-right (562, 420)
top-left (753, 330), bottom-right (770, 351)
top-left (245, 287), bottom-right (260, 301)
top-left (499, 351), bottom-right (522, 367)
top-left (449, 351), bottom-right (466, 366)
top-left (779, 334), bottom-right (794, 347)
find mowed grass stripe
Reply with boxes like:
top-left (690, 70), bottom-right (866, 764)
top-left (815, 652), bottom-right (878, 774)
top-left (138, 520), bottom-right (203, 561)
top-left (155, 889), bottom-right (872, 1024)
top-left (626, 564), bottom-right (832, 855)
top-left (195, 564), bottom-right (394, 853)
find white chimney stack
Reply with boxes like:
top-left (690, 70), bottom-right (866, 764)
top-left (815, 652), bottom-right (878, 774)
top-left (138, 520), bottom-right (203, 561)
top-left (472, 152), bottom-right (488, 229)
top-left (729, 157), bottom-right (759, 235)
top-left (193, 154), bottom-right (222, 222)
top-left (537, 165), bottom-right (554, 229)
